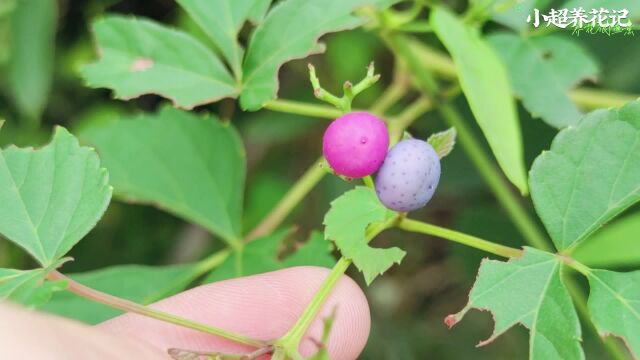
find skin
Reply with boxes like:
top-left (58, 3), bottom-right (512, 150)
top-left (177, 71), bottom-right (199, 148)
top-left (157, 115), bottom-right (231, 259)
top-left (0, 266), bottom-right (370, 359)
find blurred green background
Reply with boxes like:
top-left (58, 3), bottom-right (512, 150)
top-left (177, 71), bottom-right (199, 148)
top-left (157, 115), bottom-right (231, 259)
top-left (1, 0), bottom-right (639, 359)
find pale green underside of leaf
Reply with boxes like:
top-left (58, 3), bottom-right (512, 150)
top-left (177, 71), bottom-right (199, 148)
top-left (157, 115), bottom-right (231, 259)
top-left (42, 264), bottom-right (200, 324)
top-left (7, 0), bottom-right (56, 121)
top-left (587, 269), bottom-right (640, 358)
top-left (430, 7), bottom-right (528, 195)
top-left (0, 268), bottom-right (66, 307)
top-left (82, 16), bottom-right (238, 110)
top-left (176, 0), bottom-right (256, 76)
top-left (0, 127), bottom-right (112, 267)
top-left (239, 0), bottom-right (377, 110)
top-left (574, 213), bottom-right (640, 268)
top-left (80, 106), bottom-right (246, 243)
top-left (530, 100), bottom-right (640, 251)
top-left (427, 127), bottom-right (457, 159)
top-left (323, 186), bottom-right (405, 285)
top-left (488, 32), bottom-right (598, 129)
top-left (453, 247), bottom-right (584, 359)
top-left (204, 229), bottom-right (335, 283)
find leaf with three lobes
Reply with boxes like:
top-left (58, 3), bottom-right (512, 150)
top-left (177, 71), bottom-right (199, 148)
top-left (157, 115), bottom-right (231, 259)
top-left (240, 0), bottom-right (384, 110)
top-left (82, 16), bottom-right (238, 109)
top-left (430, 7), bottom-right (528, 195)
top-left (573, 213), bottom-right (640, 268)
top-left (449, 247), bottom-right (584, 359)
top-left (0, 268), bottom-right (66, 307)
top-left (176, 0), bottom-right (256, 76)
top-left (488, 33), bottom-right (598, 129)
top-left (204, 229), bottom-right (335, 283)
top-left (323, 186), bottom-right (405, 285)
top-left (587, 269), bottom-right (640, 358)
top-left (0, 127), bottom-right (112, 267)
top-left (81, 106), bottom-right (245, 243)
top-left (530, 100), bottom-right (640, 251)
top-left (42, 263), bottom-right (202, 324)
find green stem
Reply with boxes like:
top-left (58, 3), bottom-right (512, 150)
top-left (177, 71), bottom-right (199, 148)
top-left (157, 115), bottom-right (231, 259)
top-left (277, 216), bottom-right (397, 357)
top-left (245, 156), bottom-right (326, 241)
top-left (570, 88), bottom-right (639, 111)
top-left (370, 63), bottom-right (410, 115)
top-left (363, 175), bottom-right (375, 189)
top-left (277, 257), bottom-right (352, 356)
top-left (263, 99), bottom-right (343, 119)
top-left (438, 104), bottom-right (552, 251)
top-left (47, 271), bottom-right (266, 348)
top-left (399, 218), bottom-right (523, 258)
top-left (389, 96), bottom-right (433, 143)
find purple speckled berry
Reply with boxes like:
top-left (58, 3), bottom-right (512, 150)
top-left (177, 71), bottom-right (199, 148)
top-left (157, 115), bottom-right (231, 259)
top-left (322, 112), bottom-right (389, 178)
top-left (375, 139), bottom-right (441, 212)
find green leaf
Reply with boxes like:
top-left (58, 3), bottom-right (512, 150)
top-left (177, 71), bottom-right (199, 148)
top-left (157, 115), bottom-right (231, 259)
top-left (176, 0), bottom-right (255, 77)
top-left (430, 7), bottom-right (528, 195)
top-left (42, 264), bottom-right (199, 324)
top-left (488, 33), bottom-right (598, 129)
top-left (323, 186), bottom-right (405, 285)
top-left (7, 0), bottom-right (56, 122)
top-left (530, 100), bottom-right (640, 251)
top-left (240, 0), bottom-right (378, 110)
top-left (449, 247), bottom-right (584, 359)
top-left (574, 213), bottom-right (640, 268)
top-left (82, 16), bottom-right (238, 109)
top-left (427, 127), bottom-right (457, 159)
top-left (0, 268), bottom-right (66, 307)
top-left (80, 106), bottom-right (245, 243)
top-left (248, 0), bottom-right (272, 23)
top-left (0, 127), bottom-right (112, 267)
top-left (587, 269), bottom-right (640, 358)
top-left (204, 229), bottom-right (335, 283)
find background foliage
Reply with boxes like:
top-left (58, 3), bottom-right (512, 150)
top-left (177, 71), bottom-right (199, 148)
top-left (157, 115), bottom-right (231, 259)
top-left (1, 0), bottom-right (639, 359)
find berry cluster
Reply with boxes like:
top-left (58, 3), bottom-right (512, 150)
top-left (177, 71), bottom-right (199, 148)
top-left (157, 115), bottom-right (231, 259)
top-left (323, 112), bottom-right (441, 212)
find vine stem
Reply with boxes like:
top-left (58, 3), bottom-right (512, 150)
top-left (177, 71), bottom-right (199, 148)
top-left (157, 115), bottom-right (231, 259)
top-left (370, 61), bottom-right (410, 115)
top-left (399, 218), bottom-right (523, 258)
top-left (275, 216), bottom-right (398, 357)
top-left (46, 270), bottom-right (267, 348)
top-left (438, 104), bottom-right (552, 251)
top-left (263, 99), bottom-right (343, 119)
top-left (388, 96), bottom-right (433, 143)
top-left (246, 156), bottom-right (327, 242)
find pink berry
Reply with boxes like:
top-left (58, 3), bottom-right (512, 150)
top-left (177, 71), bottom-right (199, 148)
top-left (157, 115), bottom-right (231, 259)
top-left (322, 112), bottom-right (389, 178)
